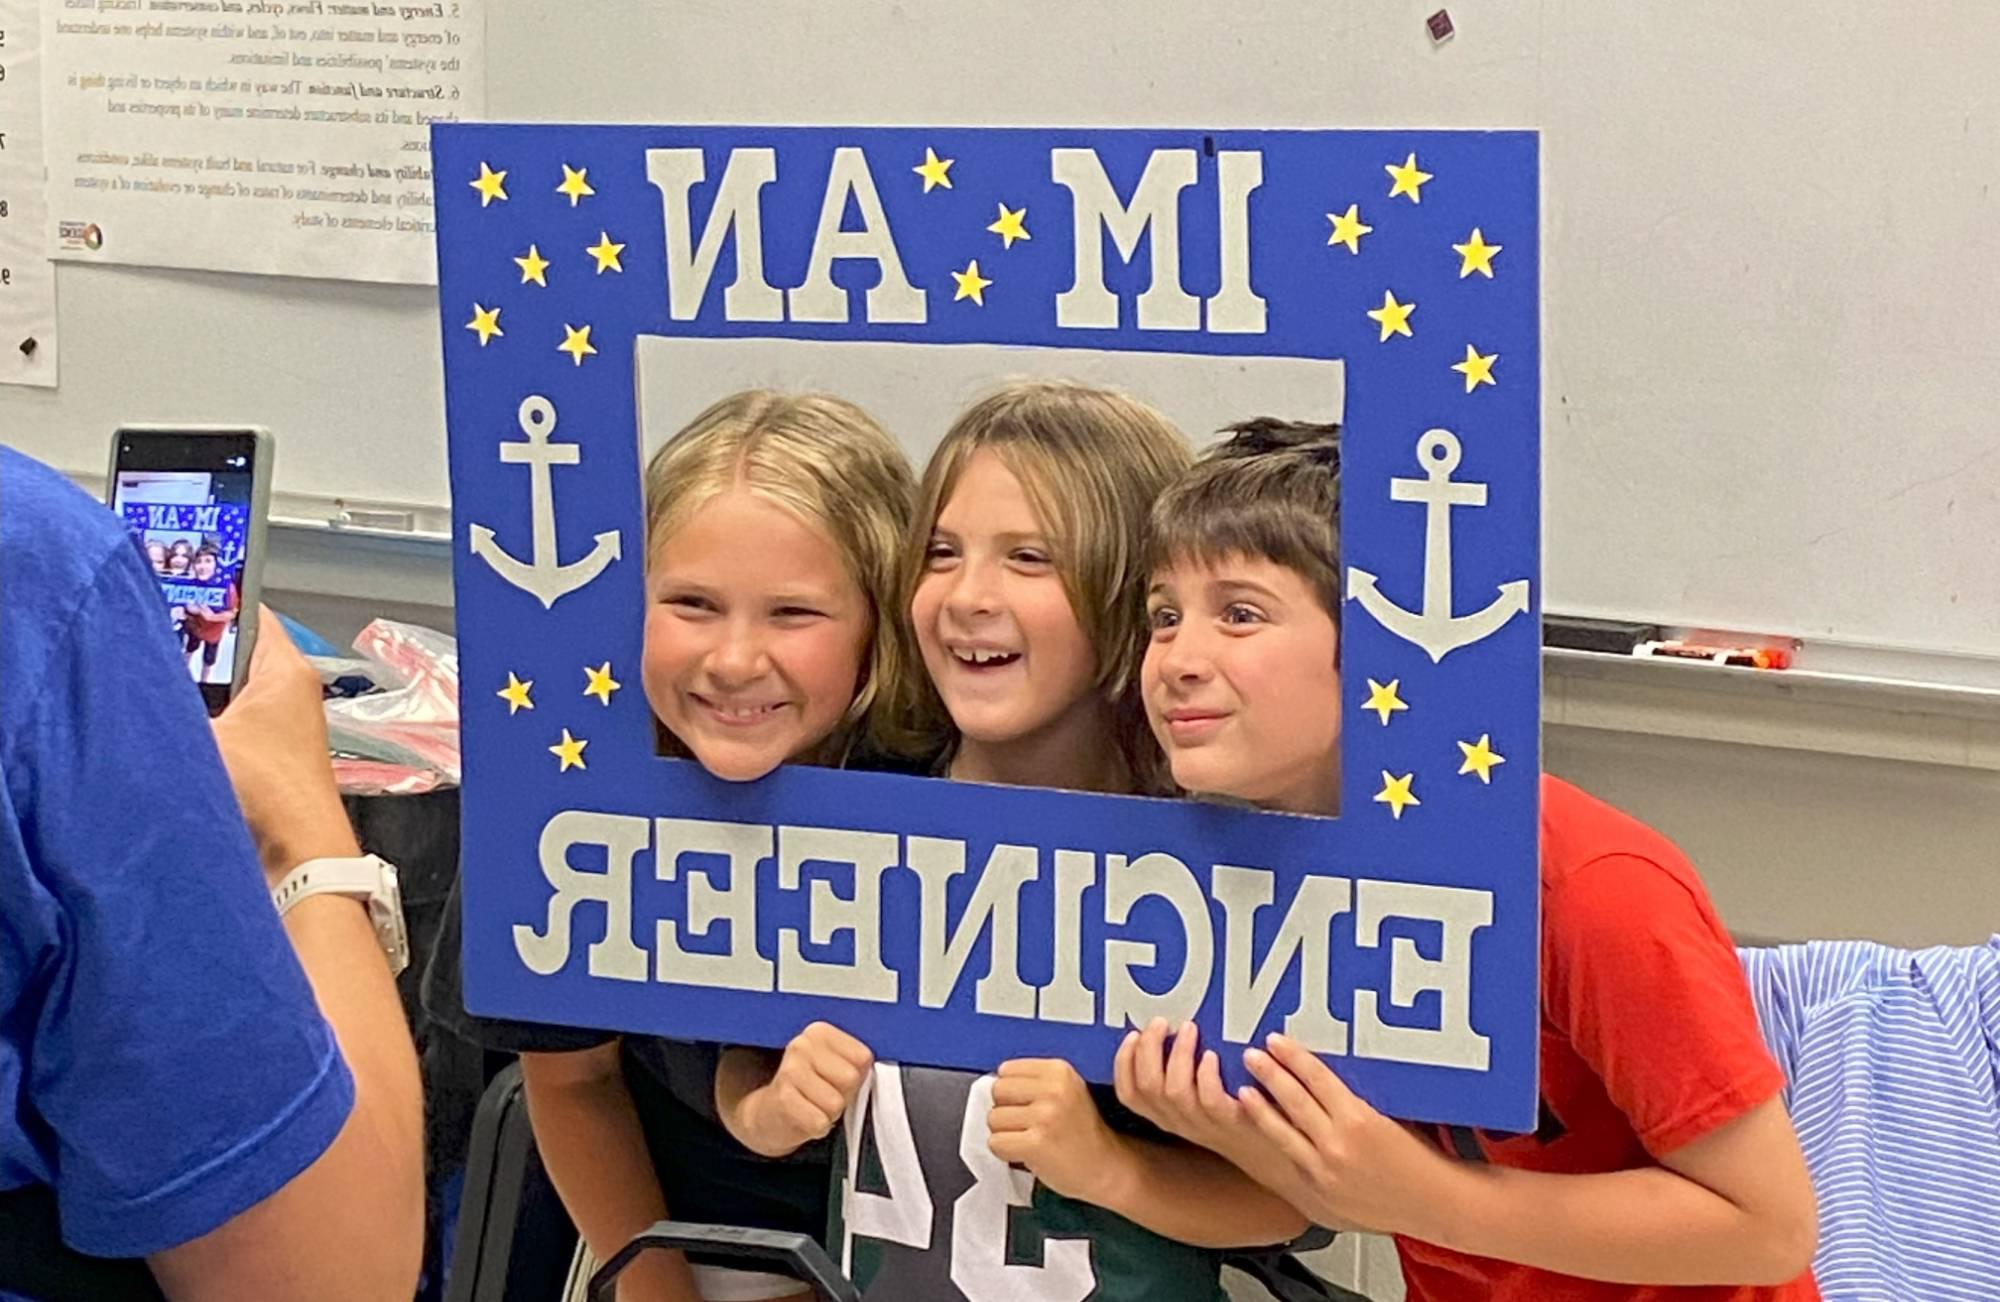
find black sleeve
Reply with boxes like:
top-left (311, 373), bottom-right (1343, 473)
top-left (624, 1038), bottom-right (725, 1124)
top-left (419, 873), bottom-right (617, 1055)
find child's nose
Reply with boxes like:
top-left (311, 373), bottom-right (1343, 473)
top-left (706, 622), bottom-right (770, 685)
top-left (1157, 628), bottom-right (1216, 683)
top-left (943, 560), bottom-right (1003, 619)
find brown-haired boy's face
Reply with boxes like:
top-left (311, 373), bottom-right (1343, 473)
top-left (1142, 553), bottom-right (1341, 816)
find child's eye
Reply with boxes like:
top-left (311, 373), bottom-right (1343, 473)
top-left (924, 539), bottom-right (958, 567)
top-left (663, 593), bottom-right (717, 614)
top-left (1010, 547), bottom-right (1054, 569)
top-left (1222, 603), bottom-right (1267, 626)
top-left (1147, 605), bottom-right (1180, 632)
top-left (772, 605), bottom-right (827, 622)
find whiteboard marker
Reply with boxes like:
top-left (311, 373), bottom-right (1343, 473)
top-left (1632, 640), bottom-right (1794, 670)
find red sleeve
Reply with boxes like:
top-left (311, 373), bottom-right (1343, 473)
top-left (1543, 853), bottom-right (1784, 1156)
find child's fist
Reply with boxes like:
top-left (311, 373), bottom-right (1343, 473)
top-left (985, 1058), bottom-right (1121, 1202)
top-left (738, 1022), bottom-right (874, 1157)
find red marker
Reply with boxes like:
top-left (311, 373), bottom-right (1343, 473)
top-left (1632, 640), bottom-right (1794, 670)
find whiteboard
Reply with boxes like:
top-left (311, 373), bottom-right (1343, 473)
top-left (4, 2), bottom-right (1996, 658)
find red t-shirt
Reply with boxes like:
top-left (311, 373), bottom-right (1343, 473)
top-left (1395, 776), bottom-right (1817, 1302)
top-left (189, 581), bottom-right (239, 645)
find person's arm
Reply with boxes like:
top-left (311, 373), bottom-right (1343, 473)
top-left (987, 1058), bottom-right (1307, 1249)
top-left (1237, 1035), bottom-right (1816, 1285)
top-left (1228, 846), bottom-right (1817, 1286)
top-left (715, 1022), bottom-right (873, 1158)
top-left (519, 1046), bottom-right (702, 1302)
top-left (145, 617), bottom-right (424, 1300)
top-left (1426, 1094), bottom-right (1814, 1282)
top-left (148, 892), bottom-right (425, 1300)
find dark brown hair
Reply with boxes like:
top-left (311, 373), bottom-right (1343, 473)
top-left (1148, 417), bottom-right (1343, 621)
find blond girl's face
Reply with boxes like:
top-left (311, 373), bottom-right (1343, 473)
top-left (643, 486), bottom-right (871, 782)
top-left (911, 449), bottom-right (1100, 752)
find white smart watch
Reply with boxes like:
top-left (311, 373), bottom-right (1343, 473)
top-left (270, 853), bottom-right (411, 976)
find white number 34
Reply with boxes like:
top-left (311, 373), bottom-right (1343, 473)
top-left (841, 1066), bottom-right (1096, 1301)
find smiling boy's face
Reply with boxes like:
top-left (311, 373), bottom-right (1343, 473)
top-left (1142, 551), bottom-right (1342, 816)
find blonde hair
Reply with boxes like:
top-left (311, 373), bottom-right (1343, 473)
top-left (644, 390), bottom-right (919, 761)
top-left (907, 379), bottom-right (1193, 789)
top-left (1150, 418), bottom-right (1343, 622)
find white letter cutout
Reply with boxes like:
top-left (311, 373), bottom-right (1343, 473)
top-left (1212, 867), bottom-right (1353, 1053)
top-left (1352, 881), bottom-right (1494, 1070)
top-left (788, 147), bottom-right (927, 324)
top-left (512, 809), bottom-right (649, 981)
top-left (1051, 147), bottom-right (1199, 331)
top-left (654, 817), bottom-right (777, 993)
top-left (647, 147), bottom-right (784, 322)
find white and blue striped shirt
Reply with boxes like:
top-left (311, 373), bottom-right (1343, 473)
top-left (1740, 937), bottom-right (2000, 1302)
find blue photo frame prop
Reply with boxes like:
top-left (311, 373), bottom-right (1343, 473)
top-left (436, 124), bottom-right (1540, 1132)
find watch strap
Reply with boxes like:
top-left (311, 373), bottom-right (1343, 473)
top-left (271, 855), bottom-right (388, 916)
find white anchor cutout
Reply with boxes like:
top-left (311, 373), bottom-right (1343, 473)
top-left (468, 395), bottom-right (623, 608)
top-left (1346, 428), bottom-right (1530, 663)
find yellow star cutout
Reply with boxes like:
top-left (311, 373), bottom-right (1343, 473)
top-left (514, 244), bottom-right (550, 287)
top-left (549, 728), bottom-right (588, 772)
top-left (586, 231), bottom-right (625, 275)
top-left (497, 672), bottom-right (533, 715)
top-left (1453, 344), bottom-right (1499, 392)
top-left (469, 161), bottom-right (507, 207)
top-left (558, 323), bottom-right (597, 367)
top-left (953, 260), bottom-right (992, 306)
top-left (556, 164), bottom-right (595, 207)
top-left (1363, 677), bottom-right (1409, 726)
top-left (1458, 734), bottom-right (1506, 784)
top-left (1367, 290), bottom-right (1416, 342)
top-left (1385, 152), bottom-right (1433, 203)
top-left (1454, 227), bottom-right (1502, 278)
top-left (988, 204), bottom-right (1030, 249)
top-left (1326, 203), bottom-right (1373, 255)
top-left (913, 146), bottom-right (954, 193)
top-left (465, 303), bottom-right (503, 347)
top-left (1375, 771), bottom-right (1421, 820)
top-left (583, 662), bottom-right (620, 706)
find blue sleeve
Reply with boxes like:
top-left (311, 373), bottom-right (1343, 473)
top-left (10, 541), bottom-right (356, 1258)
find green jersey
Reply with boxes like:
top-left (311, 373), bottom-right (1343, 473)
top-left (828, 1063), bottom-right (1227, 1302)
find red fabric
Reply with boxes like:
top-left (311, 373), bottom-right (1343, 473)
top-left (187, 582), bottom-right (239, 645)
top-left (1395, 776), bottom-right (1817, 1302)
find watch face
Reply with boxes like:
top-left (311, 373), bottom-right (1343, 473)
top-left (370, 858), bottom-right (412, 976)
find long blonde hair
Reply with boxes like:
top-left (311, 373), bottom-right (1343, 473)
top-left (907, 379), bottom-right (1193, 790)
top-left (644, 390), bottom-right (920, 762)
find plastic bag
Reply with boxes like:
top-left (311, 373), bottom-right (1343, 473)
top-left (319, 619), bottom-right (461, 796)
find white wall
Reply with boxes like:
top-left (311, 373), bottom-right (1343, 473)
top-left (1548, 725), bottom-right (2000, 949)
top-left (12, 3), bottom-right (2000, 658)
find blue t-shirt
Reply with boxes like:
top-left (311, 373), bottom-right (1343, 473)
top-left (0, 448), bottom-right (355, 1261)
